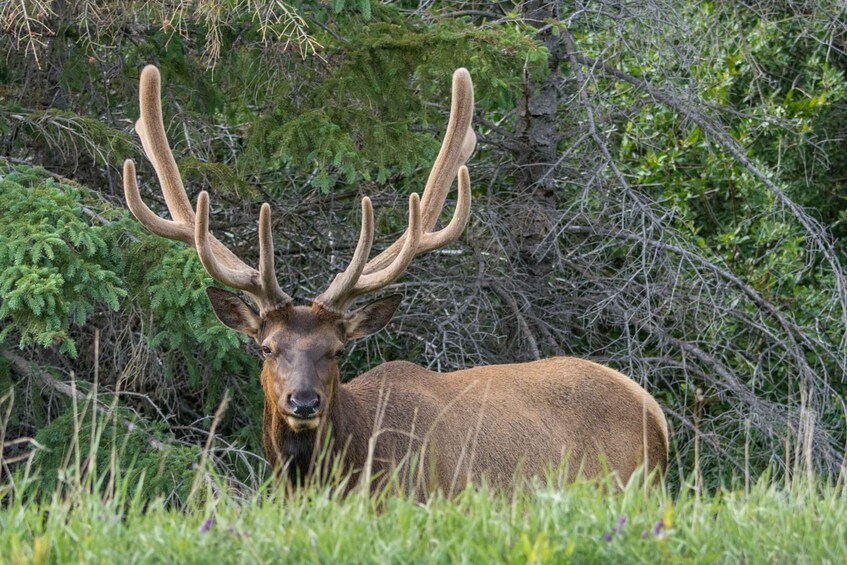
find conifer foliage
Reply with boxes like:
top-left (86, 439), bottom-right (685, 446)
top-left (0, 166), bottom-right (125, 357)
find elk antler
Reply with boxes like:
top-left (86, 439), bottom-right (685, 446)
top-left (123, 65), bottom-right (291, 314)
top-left (314, 68), bottom-right (475, 313)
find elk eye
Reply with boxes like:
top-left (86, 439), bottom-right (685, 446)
top-left (261, 346), bottom-right (273, 358)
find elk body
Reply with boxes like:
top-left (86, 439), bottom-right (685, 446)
top-left (124, 65), bottom-right (668, 493)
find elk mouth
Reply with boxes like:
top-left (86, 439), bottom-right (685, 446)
top-left (285, 414), bottom-right (322, 432)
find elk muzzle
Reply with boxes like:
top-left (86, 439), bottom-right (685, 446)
top-left (288, 391), bottom-right (320, 418)
top-left (281, 389), bottom-right (323, 432)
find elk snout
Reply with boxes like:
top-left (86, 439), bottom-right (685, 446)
top-left (287, 391), bottom-right (320, 419)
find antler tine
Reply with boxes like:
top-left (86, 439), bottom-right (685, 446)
top-left (314, 194), bottom-right (421, 312)
top-left (419, 68), bottom-right (475, 231)
top-left (124, 159), bottom-right (194, 245)
top-left (259, 203), bottom-right (288, 306)
top-left (136, 65), bottom-right (195, 224)
top-left (195, 192), bottom-right (291, 311)
top-left (416, 165), bottom-right (471, 253)
top-left (312, 198), bottom-right (375, 310)
top-left (195, 191), bottom-right (258, 290)
top-left (362, 68), bottom-right (475, 276)
top-left (123, 65), bottom-right (291, 314)
top-left (355, 193), bottom-right (422, 293)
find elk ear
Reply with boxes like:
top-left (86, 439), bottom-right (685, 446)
top-left (343, 294), bottom-right (402, 340)
top-left (206, 287), bottom-right (261, 337)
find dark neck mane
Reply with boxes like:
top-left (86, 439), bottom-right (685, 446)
top-left (266, 387), bottom-right (370, 486)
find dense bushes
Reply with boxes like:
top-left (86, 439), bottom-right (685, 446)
top-left (31, 408), bottom-right (199, 503)
top-left (0, 164), bottom-right (260, 488)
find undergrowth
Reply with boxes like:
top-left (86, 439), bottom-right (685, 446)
top-left (2, 465), bottom-right (845, 563)
top-left (1, 397), bottom-right (845, 565)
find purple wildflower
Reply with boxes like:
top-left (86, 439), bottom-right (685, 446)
top-left (653, 520), bottom-right (664, 536)
top-left (604, 515), bottom-right (628, 541)
top-left (641, 530), bottom-right (649, 539)
top-left (200, 517), bottom-right (215, 535)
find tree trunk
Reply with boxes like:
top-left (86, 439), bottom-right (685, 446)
top-left (513, 0), bottom-right (562, 273)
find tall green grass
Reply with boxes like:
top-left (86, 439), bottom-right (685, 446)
top-left (2, 393), bottom-right (846, 563)
top-left (2, 462), bottom-right (846, 563)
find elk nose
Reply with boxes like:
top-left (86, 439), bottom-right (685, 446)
top-left (287, 392), bottom-right (320, 418)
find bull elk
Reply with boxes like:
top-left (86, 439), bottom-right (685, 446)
top-left (123, 65), bottom-right (668, 493)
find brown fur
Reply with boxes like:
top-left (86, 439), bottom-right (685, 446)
top-left (250, 305), bottom-right (669, 494)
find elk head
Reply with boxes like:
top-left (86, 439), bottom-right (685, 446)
top-left (123, 65), bottom-right (475, 433)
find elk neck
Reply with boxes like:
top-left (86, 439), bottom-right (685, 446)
top-left (261, 364), bottom-right (370, 485)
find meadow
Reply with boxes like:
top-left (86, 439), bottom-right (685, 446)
top-left (3, 465), bottom-right (845, 564)
top-left (1, 395), bottom-right (844, 565)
